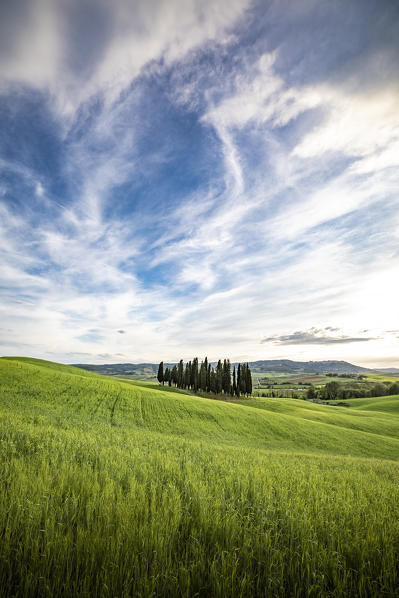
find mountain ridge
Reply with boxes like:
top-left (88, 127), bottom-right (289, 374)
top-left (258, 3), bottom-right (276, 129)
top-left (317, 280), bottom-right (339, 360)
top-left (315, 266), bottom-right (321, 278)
top-left (72, 359), bottom-right (398, 377)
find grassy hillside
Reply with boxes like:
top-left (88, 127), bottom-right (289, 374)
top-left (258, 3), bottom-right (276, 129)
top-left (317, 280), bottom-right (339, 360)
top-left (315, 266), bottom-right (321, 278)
top-left (1, 357), bottom-right (398, 597)
top-left (236, 396), bottom-right (399, 441)
top-left (345, 396), bottom-right (399, 413)
top-left (3, 356), bottom-right (104, 378)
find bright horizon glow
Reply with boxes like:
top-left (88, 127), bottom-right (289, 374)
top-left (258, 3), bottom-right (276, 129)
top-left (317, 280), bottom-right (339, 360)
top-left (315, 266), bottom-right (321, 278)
top-left (0, 0), bottom-right (398, 368)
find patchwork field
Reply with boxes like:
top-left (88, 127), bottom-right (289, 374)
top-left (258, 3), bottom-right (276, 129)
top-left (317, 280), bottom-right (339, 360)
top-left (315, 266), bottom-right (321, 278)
top-left (1, 357), bottom-right (399, 597)
top-left (252, 370), bottom-right (399, 398)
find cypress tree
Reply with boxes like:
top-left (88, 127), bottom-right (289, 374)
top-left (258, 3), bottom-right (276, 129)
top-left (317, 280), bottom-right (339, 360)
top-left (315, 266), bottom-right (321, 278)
top-left (177, 360), bottom-right (184, 388)
top-left (239, 363), bottom-right (247, 395)
top-left (246, 363), bottom-right (252, 396)
top-left (171, 365), bottom-right (177, 386)
top-left (164, 367), bottom-right (170, 386)
top-left (216, 360), bottom-right (223, 394)
top-left (232, 366), bottom-right (237, 396)
top-left (199, 359), bottom-right (207, 392)
top-left (184, 361), bottom-right (191, 389)
top-left (210, 368), bottom-right (216, 394)
top-left (191, 357), bottom-right (199, 392)
top-left (207, 363), bottom-right (211, 392)
top-left (222, 359), bottom-right (231, 394)
top-left (227, 359), bottom-right (231, 394)
top-left (157, 361), bottom-right (164, 385)
top-left (236, 364), bottom-right (241, 397)
top-left (222, 359), bottom-right (227, 394)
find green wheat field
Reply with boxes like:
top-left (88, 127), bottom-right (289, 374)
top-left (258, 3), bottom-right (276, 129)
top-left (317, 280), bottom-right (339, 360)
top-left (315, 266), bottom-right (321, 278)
top-left (1, 357), bottom-right (399, 597)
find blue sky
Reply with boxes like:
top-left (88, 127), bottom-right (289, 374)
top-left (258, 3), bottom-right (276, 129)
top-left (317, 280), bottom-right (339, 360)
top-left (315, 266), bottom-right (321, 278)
top-left (1, 0), bottom-right (399, 366)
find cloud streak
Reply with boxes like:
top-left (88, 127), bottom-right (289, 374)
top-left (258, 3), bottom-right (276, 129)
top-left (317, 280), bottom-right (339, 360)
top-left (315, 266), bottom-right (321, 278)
top-left (261, 329), bottom-right (379, 346)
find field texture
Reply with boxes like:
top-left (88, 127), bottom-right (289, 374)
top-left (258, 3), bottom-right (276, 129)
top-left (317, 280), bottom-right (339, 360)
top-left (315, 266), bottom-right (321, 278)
top-left (1, 357), bottom-right (399, 597)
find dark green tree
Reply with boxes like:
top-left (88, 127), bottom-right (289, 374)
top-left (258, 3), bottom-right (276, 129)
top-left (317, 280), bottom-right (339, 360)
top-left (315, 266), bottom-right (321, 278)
top-left (199, 359), bottom-right (207, 392)
top-left (191, 357), bottom-right (199, 392)
top-left (306, 386), bottom-right (316, 400)
top-left (246, 363), bottom-right (252, 396)
top-left (232, 366), bottom-right (237, 396)
top-left (210, 368), bottom-right (216, 393)
top-left (216, 360), bottom-right (223, 394)
top-left (157, 361), bottom-right (164, 385)
top-left (184, 361), bottom-right (191, 389)
top-left (177, 360), bottom-right (184, 388)
top-left (388, 381), bottom-right (399, 395)
top-left (222, 359), bottom-right (231, 394)
top-left (239, 363), bottom-right (247, 395)
top-left (236, 364), bottom-right (241, 397)
top-left (324, 380), bottom-right (339, 400)
top-left (171, 365), bottom-right (177, 386)
top-left (372, 382), bottom-right (387, 397)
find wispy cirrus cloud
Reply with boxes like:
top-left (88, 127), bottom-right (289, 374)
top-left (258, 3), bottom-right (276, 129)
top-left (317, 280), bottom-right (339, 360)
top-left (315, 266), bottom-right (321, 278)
top-left (0, 0), bottom-right (250, 117)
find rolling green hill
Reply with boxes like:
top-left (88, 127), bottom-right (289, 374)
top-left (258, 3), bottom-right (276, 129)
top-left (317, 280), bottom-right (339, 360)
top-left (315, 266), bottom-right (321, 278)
top-left (1, 357), bottom-right (399, 597)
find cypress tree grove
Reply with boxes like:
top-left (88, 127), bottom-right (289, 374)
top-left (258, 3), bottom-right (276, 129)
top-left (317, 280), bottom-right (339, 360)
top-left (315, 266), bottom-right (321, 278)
top-left (157, 358), bottom-right (252, 398)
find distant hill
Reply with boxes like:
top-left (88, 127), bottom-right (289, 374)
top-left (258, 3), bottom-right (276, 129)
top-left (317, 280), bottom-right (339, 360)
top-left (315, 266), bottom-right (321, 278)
top-left (72, 362), bottom-right (165, 380)
top-left (72, 358), bottom-right (381, 379)
top-left (247, 359), bottom-right (372, 374)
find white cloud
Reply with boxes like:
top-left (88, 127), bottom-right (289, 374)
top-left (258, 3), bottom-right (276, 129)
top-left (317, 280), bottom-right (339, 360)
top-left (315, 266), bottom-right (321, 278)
top-left (203, 52), bottom-right (321, 131)
top-left (199, 49), bottom-right (399, 252)
top-left (0, 0), bottom-right (250, 118)
top-left (294, 86), bottom-right (399, 161)
top-left (0, 0), bottom-right (60, 92)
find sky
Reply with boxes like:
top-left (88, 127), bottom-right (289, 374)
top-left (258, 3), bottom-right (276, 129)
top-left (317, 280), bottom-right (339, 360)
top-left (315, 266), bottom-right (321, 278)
top-left (0, 0), bottom-right (399, 367)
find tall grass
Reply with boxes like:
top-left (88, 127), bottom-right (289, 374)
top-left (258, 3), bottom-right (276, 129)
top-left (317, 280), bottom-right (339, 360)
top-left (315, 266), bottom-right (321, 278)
top-left (1, 358), bottom-right (398, 597)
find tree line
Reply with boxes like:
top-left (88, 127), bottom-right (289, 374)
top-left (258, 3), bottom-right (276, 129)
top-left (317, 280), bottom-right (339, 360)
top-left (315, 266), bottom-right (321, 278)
top-left (306, 380), bottom-right (399, 401)
top-left (157, 358), bottom-right (252, 397)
